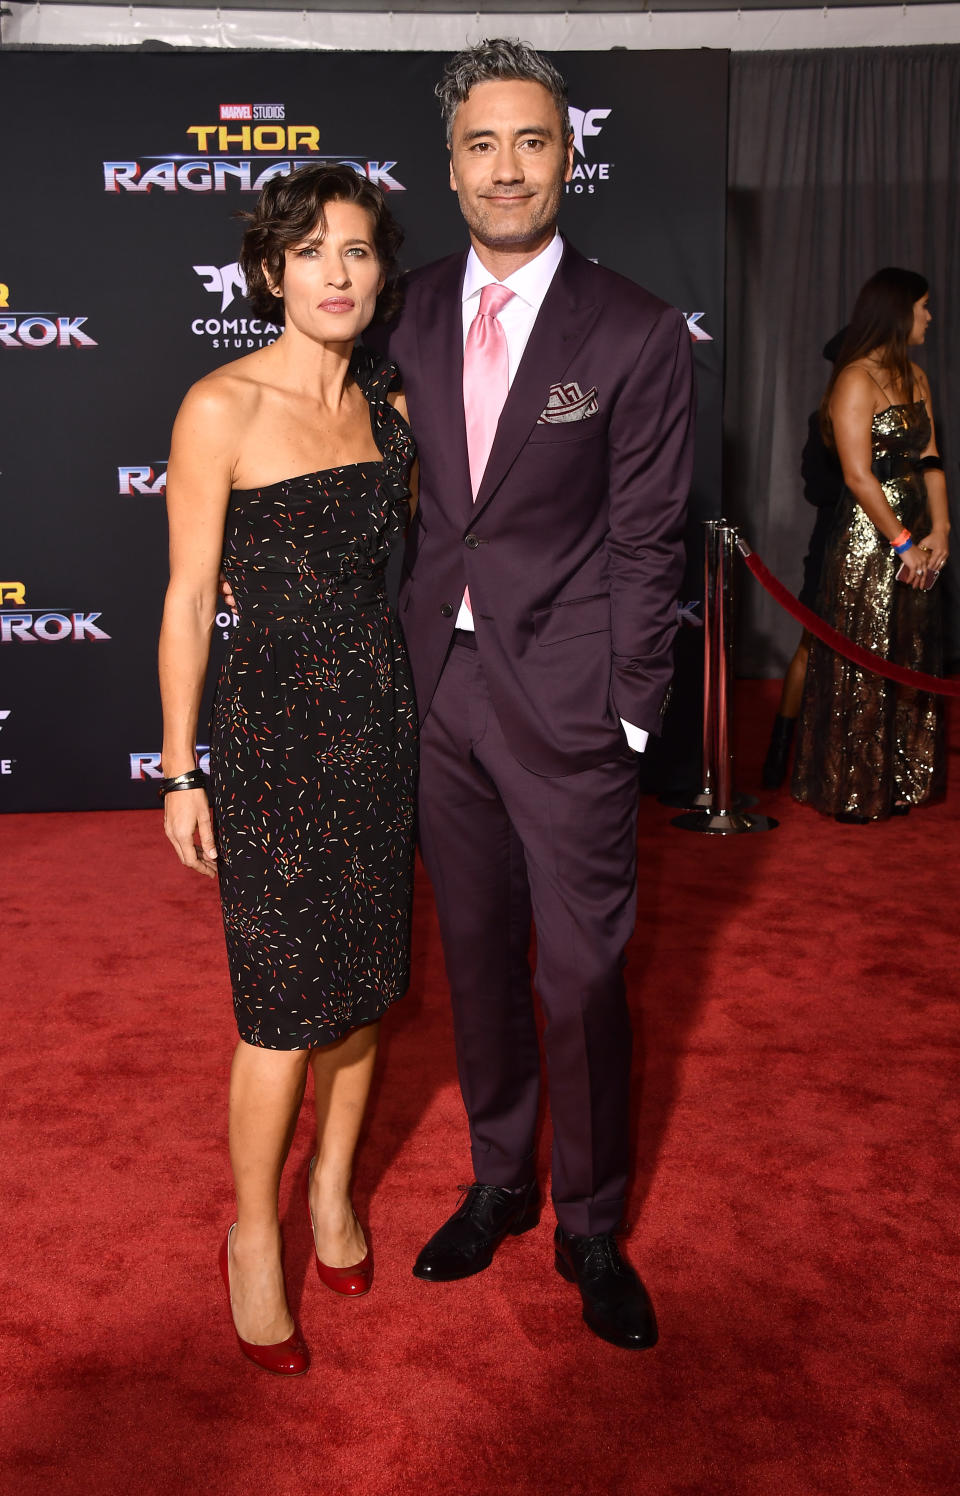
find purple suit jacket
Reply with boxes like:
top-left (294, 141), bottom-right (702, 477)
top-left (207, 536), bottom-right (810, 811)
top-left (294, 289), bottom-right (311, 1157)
top-left (368, 240), bottom-right (695, 777)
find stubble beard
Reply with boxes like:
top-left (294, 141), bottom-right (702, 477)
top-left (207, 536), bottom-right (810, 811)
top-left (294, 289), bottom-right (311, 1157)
top-left (459, 177), bottom-right (564, 254)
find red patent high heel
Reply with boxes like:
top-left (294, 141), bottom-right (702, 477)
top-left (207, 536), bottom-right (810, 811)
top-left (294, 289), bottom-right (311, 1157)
top-left (305, 1158), bottom-right (373, 1297)
top-left (219, 1226), bottom-right (310, 1376)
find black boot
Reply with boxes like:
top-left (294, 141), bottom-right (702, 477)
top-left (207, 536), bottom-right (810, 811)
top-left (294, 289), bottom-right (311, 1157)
top-left (761, 713), bottom-right (797, 790)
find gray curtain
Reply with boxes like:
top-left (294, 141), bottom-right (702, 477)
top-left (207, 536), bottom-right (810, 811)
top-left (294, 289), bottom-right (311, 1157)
top-left (725, 45), bottom-right (960, 674)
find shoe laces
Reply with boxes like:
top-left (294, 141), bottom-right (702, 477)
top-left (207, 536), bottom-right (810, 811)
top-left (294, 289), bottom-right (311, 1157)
top-left (457, 1182), bottom-right (514, 1221)
top-left (576, 1233), bottom-right (624, 1278)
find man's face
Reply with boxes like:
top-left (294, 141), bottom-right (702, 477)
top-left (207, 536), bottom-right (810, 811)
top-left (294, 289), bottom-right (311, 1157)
top-left (448, 79), bottom-right (573, 256)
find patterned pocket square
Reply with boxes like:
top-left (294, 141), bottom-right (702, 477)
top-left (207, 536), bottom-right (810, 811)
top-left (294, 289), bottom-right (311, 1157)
top-left (537, 381), bottom-right (600, 425)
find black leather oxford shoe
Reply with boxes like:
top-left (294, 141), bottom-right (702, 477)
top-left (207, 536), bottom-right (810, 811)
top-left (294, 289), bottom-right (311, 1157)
top-left (413, 1181), bottom-right (541, 1282)
top-left (554, 1227), bottom-right (658, 1349)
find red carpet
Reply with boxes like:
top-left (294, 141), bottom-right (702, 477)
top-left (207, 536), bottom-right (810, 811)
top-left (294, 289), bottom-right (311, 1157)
top-left (1, 681), bottom-right (957, 1495)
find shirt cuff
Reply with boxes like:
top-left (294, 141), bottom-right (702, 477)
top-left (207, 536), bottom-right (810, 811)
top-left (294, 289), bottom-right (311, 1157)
top-left (620, 719), bottom-right (649, 754)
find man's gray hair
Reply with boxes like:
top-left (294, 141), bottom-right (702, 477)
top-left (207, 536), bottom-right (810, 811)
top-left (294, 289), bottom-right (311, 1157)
top-left (435, 38), bottom-right (571, 146)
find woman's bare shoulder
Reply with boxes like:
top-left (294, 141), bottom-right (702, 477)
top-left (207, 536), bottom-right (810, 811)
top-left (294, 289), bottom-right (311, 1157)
top-left (180, 351), bottom-right (273, 424)
top-left (834, 360), bottom-right (879, 390)
top-left (831, 362), bottom-right (881, 409)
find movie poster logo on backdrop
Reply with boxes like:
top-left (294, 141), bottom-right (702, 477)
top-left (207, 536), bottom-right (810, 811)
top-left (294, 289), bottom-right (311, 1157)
top-left (104, 102), bottom-right (406, 194)
top-left (194, 263), bottom-right (247, 313)
top-left (219, 104), bottom-right (285, 122)
top-left (190, 261), bottom-right (280, 349)
top-left (0, 709), bottom-right (12, 777)
top-left (0, 284), bottom-right (97, 348)
top-left (0, 584), bottom-right (110, 642)
top-left (119, 464), bottom-right (167, 496)
top-left (130, 746), bottom-right (210, 780)
top-left (683, 313), bottom-right (713, 343)
top-left (566, 106), bottom-right (613, 196)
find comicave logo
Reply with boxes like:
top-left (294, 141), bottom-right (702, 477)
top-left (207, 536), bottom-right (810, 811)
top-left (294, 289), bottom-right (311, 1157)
top-left (104, 101), bottom-right (406, 194)
top-left (0, 582), bottom-right (110, 642)
top-left (0, 282), bottom-right (97, 349)
top-left (192, 262), bottom-right (280, 350)
top-left (195, 263), bottom-right (247, 313)
top-left (566, 107), bottom-right (612, 195)
top-left (131, 746), bottom-right (210, 780)
top-left (119, 463), bottom-right (167, 495)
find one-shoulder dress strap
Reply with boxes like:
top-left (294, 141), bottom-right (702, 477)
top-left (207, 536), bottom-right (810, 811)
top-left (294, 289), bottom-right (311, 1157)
top-left (350, 343), bottom-right (401, 407)
top-left (350, 344), bottom-right (415, 496)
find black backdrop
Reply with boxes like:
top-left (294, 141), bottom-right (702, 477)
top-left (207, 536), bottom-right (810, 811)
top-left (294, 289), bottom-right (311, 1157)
top-left (0, 49), bottom-right (727, 812)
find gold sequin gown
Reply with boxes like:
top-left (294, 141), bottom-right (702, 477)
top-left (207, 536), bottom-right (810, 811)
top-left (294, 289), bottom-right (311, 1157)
top-left (792, 400), bottom-right (946, 821)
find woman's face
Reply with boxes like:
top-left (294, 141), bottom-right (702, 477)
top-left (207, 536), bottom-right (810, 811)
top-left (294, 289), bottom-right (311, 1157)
top-left (908, 293), bottom-right (931, 346)
top-left (272, 198), bottom-right (384, 344)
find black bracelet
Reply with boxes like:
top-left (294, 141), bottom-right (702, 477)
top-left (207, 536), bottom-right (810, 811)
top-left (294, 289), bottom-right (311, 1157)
top-left (158, 768), bottom-right (207, 800)
top-left (916, 456), bottom-right (944, 474)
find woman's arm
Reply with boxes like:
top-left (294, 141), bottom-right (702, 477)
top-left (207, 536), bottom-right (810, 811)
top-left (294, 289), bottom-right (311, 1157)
top-left (913, 366), bottom-right (950, 571)
top-left (158, 378), bottom-right (238, 876)
top-left (830, 367), bottom-right (928, 587)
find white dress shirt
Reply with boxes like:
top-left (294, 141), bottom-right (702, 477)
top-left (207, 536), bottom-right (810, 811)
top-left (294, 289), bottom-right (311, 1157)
top-left (457, 234), bottom-right (647, 753)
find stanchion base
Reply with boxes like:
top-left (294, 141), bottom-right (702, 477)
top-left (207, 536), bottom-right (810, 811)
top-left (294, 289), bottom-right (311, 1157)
top-left (659, 790), bottom-right (758, 811)
top-left (671, 810), bottom-right (778, 835)
top-left (659, 788), bottom-right (712, 809)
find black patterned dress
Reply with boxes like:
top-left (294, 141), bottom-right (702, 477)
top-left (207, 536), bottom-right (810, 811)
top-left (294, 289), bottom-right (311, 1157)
top-left (792, 400), bottom-right (946, 821)
top-left (210, 349), bottom-right (418, 1049)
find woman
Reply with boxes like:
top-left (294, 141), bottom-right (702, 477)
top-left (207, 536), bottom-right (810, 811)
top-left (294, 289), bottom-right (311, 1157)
top-left (792, 268), bottom-right (948, 822)
top-left (158, 165), bottom-right (417, 1375)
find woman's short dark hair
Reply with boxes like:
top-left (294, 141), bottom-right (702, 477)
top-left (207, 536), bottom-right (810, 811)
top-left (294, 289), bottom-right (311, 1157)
top-left (821, 266), bottom-right (929, 443)
top-left (239, 164), bottom-right (404, 322)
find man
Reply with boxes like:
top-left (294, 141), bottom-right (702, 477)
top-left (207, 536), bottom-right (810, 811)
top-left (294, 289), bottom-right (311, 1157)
top-left (379, 38), bottom-right (695, 1350)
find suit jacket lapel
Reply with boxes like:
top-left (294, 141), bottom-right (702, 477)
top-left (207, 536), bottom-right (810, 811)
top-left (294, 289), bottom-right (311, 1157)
top-left (415, 254), bottom-right (472, 513)
top-left (472, 247), bottom-right (601, 517)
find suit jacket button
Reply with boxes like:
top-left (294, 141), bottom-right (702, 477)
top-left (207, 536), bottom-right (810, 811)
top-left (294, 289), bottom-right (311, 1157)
top-left (440, 603), bottom-right (453, 617)
top-left (464, 533), bottom-right (480, 549)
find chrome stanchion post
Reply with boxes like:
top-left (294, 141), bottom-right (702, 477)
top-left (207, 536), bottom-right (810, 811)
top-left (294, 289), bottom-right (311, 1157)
top-left (713, 519), bottom-right (733, 816)
top-left (697, 518), bottom-right (718, 810)
top-left (673, 522), bottom-right (777, 835)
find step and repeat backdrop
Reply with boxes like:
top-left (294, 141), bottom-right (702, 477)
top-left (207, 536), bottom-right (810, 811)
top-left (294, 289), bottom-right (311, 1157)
top-left (0, 49), bottom-right (728, 812)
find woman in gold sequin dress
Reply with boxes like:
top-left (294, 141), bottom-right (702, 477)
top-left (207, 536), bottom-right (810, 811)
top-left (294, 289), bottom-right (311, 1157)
top-left (792, 269), bottom-right (949, 822)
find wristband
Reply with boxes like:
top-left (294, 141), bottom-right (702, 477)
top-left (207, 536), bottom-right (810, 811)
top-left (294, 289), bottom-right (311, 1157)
top-left (159, 767), bottom-right (207, 799)
top-left (890, 529), bottom-right (912, 555)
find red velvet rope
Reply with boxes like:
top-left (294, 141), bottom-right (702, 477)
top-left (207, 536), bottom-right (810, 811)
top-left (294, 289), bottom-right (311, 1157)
top-left (737, 540), bottom-right (960, 698)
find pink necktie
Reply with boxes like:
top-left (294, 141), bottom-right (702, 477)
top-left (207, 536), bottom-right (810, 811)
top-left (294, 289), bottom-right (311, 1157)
top-left (461, 283), bottom-right (514, 620)
top-left (464, 282), bottom-right (516, 497)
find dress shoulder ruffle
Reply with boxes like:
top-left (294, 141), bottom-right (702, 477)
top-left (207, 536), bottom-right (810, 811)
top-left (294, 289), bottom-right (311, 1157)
top-left (351, 345), bottom-right (415, 496)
